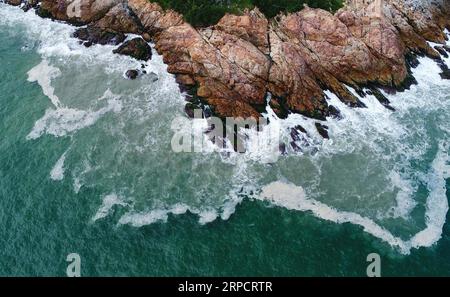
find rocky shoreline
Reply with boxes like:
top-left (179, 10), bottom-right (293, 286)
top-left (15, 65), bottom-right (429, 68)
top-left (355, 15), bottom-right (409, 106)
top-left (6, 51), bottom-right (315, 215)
top-left (3, 0), bottom-right (450, 124)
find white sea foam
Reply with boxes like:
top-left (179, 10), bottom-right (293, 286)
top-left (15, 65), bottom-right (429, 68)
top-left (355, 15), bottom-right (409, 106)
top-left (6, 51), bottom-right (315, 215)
top-left (26, 90), bottom-right (122, 140)
top-left (50, 150), bottom-right (68, 181)
top-left (118, 201), bottom-right (239, 227)
top-left (409, 143), bottom-right (449, 249)
top-left (27, 60), bottom-right (62, 108)
top-left (258, 142), bottom-right (449, 255)
top-left (92, 193), bottom-right (128, 222)
top-left (387, 170), bottom-right (417, 219)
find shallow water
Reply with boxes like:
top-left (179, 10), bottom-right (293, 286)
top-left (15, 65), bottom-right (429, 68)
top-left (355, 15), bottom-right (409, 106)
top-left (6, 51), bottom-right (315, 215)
top-left (0, 5), bottom-right (449, 276)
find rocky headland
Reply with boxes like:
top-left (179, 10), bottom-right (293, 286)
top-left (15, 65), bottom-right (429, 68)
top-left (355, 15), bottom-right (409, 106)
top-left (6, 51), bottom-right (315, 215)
top-left (3, 0), bottom-right (450, 124)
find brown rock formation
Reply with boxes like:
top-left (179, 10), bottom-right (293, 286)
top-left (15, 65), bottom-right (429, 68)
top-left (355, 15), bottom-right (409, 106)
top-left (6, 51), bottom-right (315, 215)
top-left (12, 0), bottom-right (450, 121)
top-left (38, 0), bottom-right (122, 25)
top-left (127, 0), bottom-right (183, 36)
top-left (155, 22), bottom-right (270, 118)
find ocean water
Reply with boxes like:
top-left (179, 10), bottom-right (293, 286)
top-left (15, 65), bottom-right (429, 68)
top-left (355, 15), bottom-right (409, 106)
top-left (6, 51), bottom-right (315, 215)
top-left (0, 4), bottom-right (449, 276)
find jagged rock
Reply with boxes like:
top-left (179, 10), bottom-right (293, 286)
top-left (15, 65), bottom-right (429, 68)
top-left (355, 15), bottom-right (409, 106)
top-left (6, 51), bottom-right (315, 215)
top-left (389, 0), bottom-right (447, 44)
top-left (215, 8), bottom-right (270, 55)
top-left (327, 105), bottom-right (342, 120)
top-left (205, 98), bottom-right (261, 120)
top-left (281, 8), bottom-right (404, 88)
top-left (436, 59), bottom-right (450, 79)
top-left (383, 0), bottom-right (441, 58)
top-left (435, 46), bottom-right (449, 58)
top-left (125, 69), bottom-right (139, 80)
top-left (95, 3), bottom-right (142, 34)
top-left (290, 128), bottom-right (301, 142)
top-left (337, 4), bottom-right (407, 86)
top-left (38, 0), bottom-right (121, 25)
top-left (127, 0), bottom-right (183, 35)
top-left (440, 69), bottom-right (450, 80)
top-left (148, 72), bottom-right (159, 82)
top-left (113, 38), bottom-right (152, 61)
top-left (406, 52), bottom-right (420, 68)
top-left (315, 123), bottom-right (329, 139)
top-left (269, 97), bottom-right (289, 119)
top-left (368, 86), bottom-right (396, 111)
top-left (185, 102), bottom-right (202, 118)
top-left (267, 27), bottom-right (330, 119)
top-left (151, 1), bottom-right (449, 120)
top-left (176, 74), bottom-right (195, 87)
top-left (290, 141), bottom-right (301, 152)
top-left (294, 125), bottom-right (308, 135)
top-left (5, 0), bottom-right (22, 6)
top-left (73, 25), bottom-right (125, 46)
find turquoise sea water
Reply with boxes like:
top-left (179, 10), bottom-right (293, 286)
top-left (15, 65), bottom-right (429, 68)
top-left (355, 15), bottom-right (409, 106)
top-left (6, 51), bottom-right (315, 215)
top-left (0, 5), bottom-right (449, 276)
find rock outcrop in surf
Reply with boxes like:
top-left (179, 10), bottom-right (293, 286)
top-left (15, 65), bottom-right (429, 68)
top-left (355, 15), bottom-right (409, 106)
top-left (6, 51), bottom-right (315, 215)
top-left (4, 0), bottom-right (450, 121)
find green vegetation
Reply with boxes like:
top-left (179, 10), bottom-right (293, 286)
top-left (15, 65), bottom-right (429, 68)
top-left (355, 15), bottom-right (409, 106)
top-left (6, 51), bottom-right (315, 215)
top-left (153, 0), bottom-right (344, 27)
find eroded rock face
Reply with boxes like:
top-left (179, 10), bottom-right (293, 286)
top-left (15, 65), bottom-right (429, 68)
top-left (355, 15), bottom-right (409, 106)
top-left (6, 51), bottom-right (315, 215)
top-left (280, 8), bottom-right (399, 88)
top-left (74, 25), bottom-right (125, 45)
top-left (337, 5), bottom-right (408, 87)
top-left (215, 8), bottom-right (270, 55)
top-left (267, 28), bottom-right (330, 119)
top-left (155, 22), bottom-right (270, 118)
top-left (113, 38), bottom-right (152, 61)
top-left (95, 3), bottom-right (142, 34)
top-left (5, 0), bottom-right (22, 6)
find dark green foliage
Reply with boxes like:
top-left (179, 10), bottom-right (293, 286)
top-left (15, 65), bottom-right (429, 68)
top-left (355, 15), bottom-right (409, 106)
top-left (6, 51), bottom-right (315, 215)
top-left (253, 0), bottom-right (344, 18)
top-left (153, 0), bottom-right (344, 26)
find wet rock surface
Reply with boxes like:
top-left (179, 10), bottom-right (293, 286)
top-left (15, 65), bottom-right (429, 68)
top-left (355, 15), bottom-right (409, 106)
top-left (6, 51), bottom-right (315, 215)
top-left (74, 25), bottom-right (126, 46)
top-left (125, 69), bottom-right (139, 80)
top-left (113, 38), bottom-right (152, 61)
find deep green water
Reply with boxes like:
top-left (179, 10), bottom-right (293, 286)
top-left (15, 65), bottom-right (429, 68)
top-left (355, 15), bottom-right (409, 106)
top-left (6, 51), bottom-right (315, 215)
top-left (0, 5), bottom-right (449, 276)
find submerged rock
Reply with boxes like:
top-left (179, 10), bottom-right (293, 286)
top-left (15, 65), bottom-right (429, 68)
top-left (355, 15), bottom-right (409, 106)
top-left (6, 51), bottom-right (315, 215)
top-left (315, 123), bottom-right (330, 139)
top-left (113, 38), bottom-right (152, 61)
top-left (438, 62), bottom-right (450, 79)
top-left (435, 46), bottom-right (449, 58)
top-left (125, 69), bottom-right (139, 80)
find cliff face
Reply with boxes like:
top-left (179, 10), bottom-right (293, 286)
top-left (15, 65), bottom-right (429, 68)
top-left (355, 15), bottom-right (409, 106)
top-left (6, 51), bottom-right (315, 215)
top-left (6, 0), bottom-right (450, 120)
